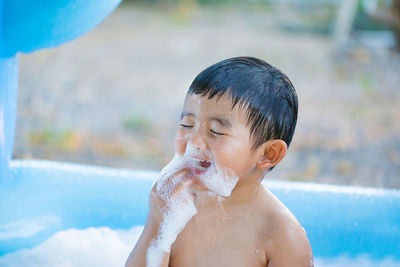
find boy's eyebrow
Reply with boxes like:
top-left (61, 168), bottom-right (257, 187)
top-left (180, 111), bottom-right (194, 119)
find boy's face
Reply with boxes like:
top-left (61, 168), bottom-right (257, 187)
top-left (175, 93), bottom-right (262, 181)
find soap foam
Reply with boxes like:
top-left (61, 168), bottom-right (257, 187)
top-left (0, 226), bottom-right (144, 267)
top-left (146, 142), bottom-right (239, 267)
top-left (183, 142), bottom-right (238, 197)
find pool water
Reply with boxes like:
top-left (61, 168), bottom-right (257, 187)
top-left (0, 226), bottom-right (398, 267)
top-left (0, 226), bottom-right (144, 267)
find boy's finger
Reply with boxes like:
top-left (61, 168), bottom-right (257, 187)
top-left (191, 179), bottom-right (208, 192)
top-left (173, 167), bottom-right (192, 178)
top-left (156, 167), bottom-right (194, 198)
top-left (157, 167), bottom-right (189, 186)
top-left (162, 167), bottom-right (192, 185)
top-left (172, 177), bottom-right (196, 196)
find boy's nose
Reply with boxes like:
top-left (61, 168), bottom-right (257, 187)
top-left (190, 131), bottom-right (207, 150)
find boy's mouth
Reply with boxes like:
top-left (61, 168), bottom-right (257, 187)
top-left (190, 159), bottom-right (211, 175)
top-left (199, 160), bottom-right (211, 168)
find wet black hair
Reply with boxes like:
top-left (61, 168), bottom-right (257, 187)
top-left (188, 56), bottom-right (298, 152)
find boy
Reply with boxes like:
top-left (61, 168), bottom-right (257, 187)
top-left (126, 57), bottom-right (313, 267)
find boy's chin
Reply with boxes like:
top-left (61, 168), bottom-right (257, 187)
top-left (190, 167), bottom-right (208, 176)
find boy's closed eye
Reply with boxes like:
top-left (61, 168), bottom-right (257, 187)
top-left (180, 110), bottom-right (231, 136)
top-left (209, 119), bottom-right (230, 136)
top-left (210, 129), bottom-right (226, 136)
top-left (180, 123), bottom-right (226, 136)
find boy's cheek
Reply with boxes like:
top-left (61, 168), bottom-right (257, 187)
top-left (215, 152), bottom-right (251, 177)
top-left (174, 132), bottom-right (186, 155)
top-left (174, 142), bottom-right (185, 156)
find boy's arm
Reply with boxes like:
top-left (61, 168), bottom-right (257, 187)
top-left (125, 169), bottom-right (198, 267)
top-left (125, 223), bottom-right (170, 267)
top-left (125, 187), bottom-right (170, 267)
top-left (266, 220), bottom-right (314, 267)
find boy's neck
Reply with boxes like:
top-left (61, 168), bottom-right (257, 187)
top-left (221, 171), bottom-right (266, 206)
top-left (224, 183), bottom-right (263, 206)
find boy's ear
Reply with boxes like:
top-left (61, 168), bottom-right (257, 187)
top-left (256, 139), bottom-right (287, 169)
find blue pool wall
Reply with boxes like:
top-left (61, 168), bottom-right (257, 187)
top-left (0, 0), bottom-right (121, 178)
top-left (1, 0), bottom-right (399, 261)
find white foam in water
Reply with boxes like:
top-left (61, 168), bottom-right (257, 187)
top-left (147, 142), bottom-right (239, 267)
top-left (0, 226), bottom-right (144, 267)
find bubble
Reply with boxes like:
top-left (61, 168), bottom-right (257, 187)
top-left (182, 142), bottom-right (239, 197)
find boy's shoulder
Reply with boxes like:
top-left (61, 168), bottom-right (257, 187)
top-left (256, 186), bottom-right (314, 266)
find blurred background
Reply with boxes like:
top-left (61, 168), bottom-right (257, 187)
top-left (14, 0), bottom-right (400, 188)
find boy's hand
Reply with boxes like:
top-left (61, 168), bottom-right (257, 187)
top-left (125, 167), bottom-right (208, 267)
top-left (147, 167), bottom-right (207, 228)
top-left (147, 168), bottom-right (193, 227)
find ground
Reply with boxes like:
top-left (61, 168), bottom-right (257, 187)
top-left (14, 3), bottom-right (400, 188)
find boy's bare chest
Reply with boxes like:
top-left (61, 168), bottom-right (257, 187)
top-left (169, 210), bottom-right (268, 267)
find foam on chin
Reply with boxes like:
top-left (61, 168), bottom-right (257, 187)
top-left (156, 142), bottom-right (239, 200)
top-left (182, 142), bottom-right (239, 196)
top-left (146, 143), bottom-right (239, 267)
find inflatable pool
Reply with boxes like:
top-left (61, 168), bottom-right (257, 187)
top-left (1, 0), bottom-right (399, 265)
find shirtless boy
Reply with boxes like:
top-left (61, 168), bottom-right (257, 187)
top-left (126, 57), bottom-right (313, 267)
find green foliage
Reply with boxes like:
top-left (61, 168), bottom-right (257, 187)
top-left (29, 128), bottom-right (82, 151)
top-left (123, 113), bottom-right (152, 134)
top-left (124, 0), bottom-right (252, 4)
top-left (276, 3), bottom-right (337, 35)
top-left (353, 0), bottom-right (391, 31)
